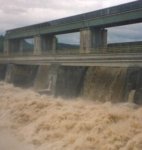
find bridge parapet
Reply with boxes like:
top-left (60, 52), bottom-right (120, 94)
top-left (1, 44), bottom-right (142, 57)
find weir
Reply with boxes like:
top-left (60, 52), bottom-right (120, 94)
top-left (0, 1), bottom-right (142, 103)
top-left (1, 64), bottom-right (142, 104)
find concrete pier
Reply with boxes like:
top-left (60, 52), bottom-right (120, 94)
top-left (34, 35), bottom-right (56, 55)
top-left (34, 65), bottom-right (59, 95)
top-left (4, 39), bottom-right (25, 55)
top-left (80, 28), bottom-right (107, 53)
top-left (34, 35), bottom-right (42, 55)
top-left (4, 39), bottom-right (10, 55)
top-left (19, 39), bottom-right (25, 54)
top-left (42, 35), bottom-right (57, 53)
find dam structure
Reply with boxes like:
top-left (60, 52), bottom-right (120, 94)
top-left (0, 1), bottom-right (142, 103)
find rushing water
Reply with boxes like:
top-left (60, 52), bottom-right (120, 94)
top-left (0, 82), bottom-right (142, 150)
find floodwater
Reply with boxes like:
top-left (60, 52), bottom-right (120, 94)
top-left (0, 129), bottom-right (34, 150)
top-left (0, 82), bottom-right (142, 150)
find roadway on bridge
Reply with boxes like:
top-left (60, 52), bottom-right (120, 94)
top-left (0, 53), bottom-right (142, 67)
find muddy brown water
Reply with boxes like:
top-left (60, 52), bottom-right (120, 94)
top-left (0, 82), bottom-right (142, 150)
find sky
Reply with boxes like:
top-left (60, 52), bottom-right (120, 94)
top-left (0, 0), bottom-right (142, 44)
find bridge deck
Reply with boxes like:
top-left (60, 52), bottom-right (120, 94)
top-left (0, 52), bottom-right (142, 67)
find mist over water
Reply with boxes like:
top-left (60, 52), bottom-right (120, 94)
top-left (0, 82), bottom-right (142, 150)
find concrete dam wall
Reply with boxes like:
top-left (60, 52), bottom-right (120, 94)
top-left (0, 64), bottom-right (142, 104)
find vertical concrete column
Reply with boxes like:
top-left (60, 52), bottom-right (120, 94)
top-left (52, 36), bottom-right (57, 54)
top-left (34, 64), bottom-right (60, 95)
top-left (80, 28), bottom-right (107, 53)
top-left (93, 28), bottom-right (107, 49)
top-left (80, 28), bottom-right (92, 53)
top-left (34, 35), bottom-right (57, 55)
top-left (42, 35), bottom-right (57, 54)
top-left (34, 35), bottom-right (42, 55)
top-left (11, 39), bottom-right (20, 53)
top-left (9, 39), bottom-right (22, 54)
top-left (4, 38), bottom-right (25, 55)
top-left (4, 39), bottom-right (10, 55)
top-left (19, 39), bottom-right (25, 54)
top-left (34, 65), bottom-right (50, 90)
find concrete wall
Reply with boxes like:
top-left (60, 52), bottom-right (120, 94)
top-left (83, 67), bottom-right (127, 102)
top-left (80, 28), bottom-right (107, 53)
top-left (4, 39), bottom-right (25, 55)
top-left (5, 64), bottom-right (38, 87)
top-left (34, 65), bottom-right (87, 97)
top-left (83, 66), bottom-right (142, 104)
top-left (34, 65), bottom-right (59, 95)
top-left (55, 66), bottom-right (87, 98)
top-left (1, 63), bottom-right (142, 104)
top-left (125, 67), bottom-right (142, 104)
top-left (34, 35), bottom-right (57, 55)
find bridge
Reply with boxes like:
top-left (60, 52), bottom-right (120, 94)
top-left (0, 1), bottom-right (142, 102)
top-left (2, 0), bottom-right (142, 66)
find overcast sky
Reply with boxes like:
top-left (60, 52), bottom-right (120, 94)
top-left (0, 0), bottom-right (142, 44)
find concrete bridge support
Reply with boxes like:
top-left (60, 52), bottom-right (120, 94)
top-left (34, 65), bottom-right (60, 95)
top-left (34, 35), bottom-right (57, 55)
top-left (80, 28), bottom-right (107, 53)
top-left (9, 39), bottom-right (20, 53)
top-left (34, 65), bottom-right (87, 97)
top-left (4, 39), bottom-right (10, 55)
top-left (34, 36), bottom-right (42, 55)
top-left (42, 35), bottom-right (57, 53)
top-left (4, 39), bottom-right (25, 55)
top-left (34, 65), bottom-right (50, 90)
top-left (19, 39), bottom-right (25, 54)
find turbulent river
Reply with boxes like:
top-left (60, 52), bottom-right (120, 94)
top-left (0, 82), bottom-right (142, 150)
